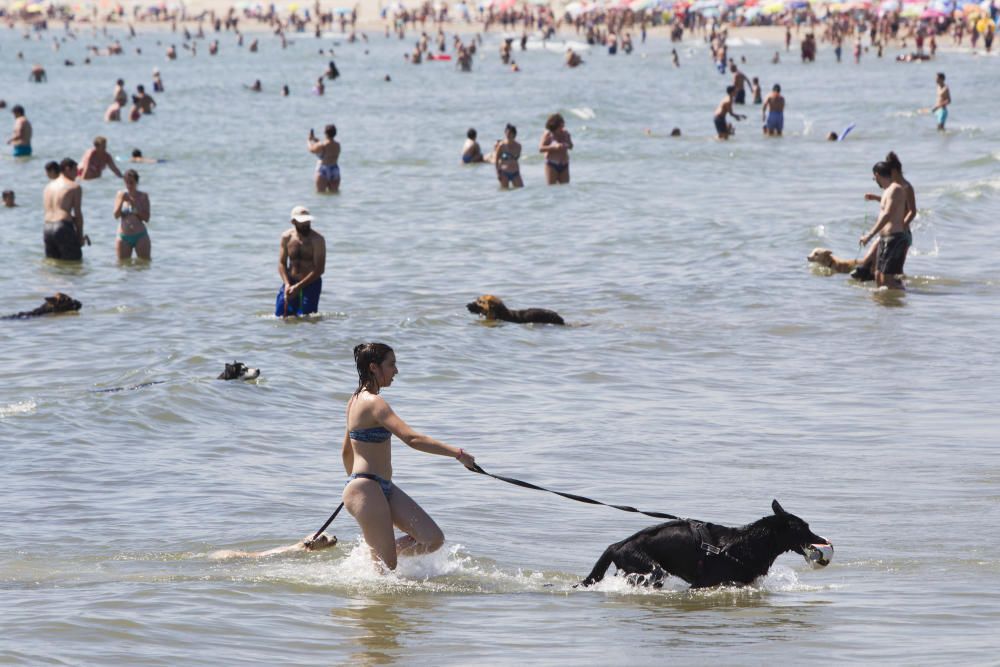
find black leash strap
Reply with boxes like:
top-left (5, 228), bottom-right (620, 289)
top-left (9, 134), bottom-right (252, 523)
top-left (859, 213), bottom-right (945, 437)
top-left (467, 463), bottom-right (684, 521)
top-left (304, 502), bottom-right (344, 547)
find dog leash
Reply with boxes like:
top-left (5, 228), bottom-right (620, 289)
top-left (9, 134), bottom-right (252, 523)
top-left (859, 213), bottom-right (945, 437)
top-left (466, 463), bottom-right (685, 521)
top-left (304, 502), bottom-right (345, 548)
top-left (466, 464), bottom-right (750, 566)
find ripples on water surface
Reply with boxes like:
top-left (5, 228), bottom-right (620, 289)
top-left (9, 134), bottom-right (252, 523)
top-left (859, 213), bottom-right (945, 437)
top-left (2, 25), bottom-right (999, 664)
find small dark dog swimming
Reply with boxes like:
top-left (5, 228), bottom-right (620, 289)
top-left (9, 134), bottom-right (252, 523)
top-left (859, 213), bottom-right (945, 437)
top-left (95, 362), bottom-right (260, 393)
top-left (218, 361), bottom-right (261, 381)
top-left (3, 293), bottom-right (81, 320)
top-left (580, 500), bottom-right (833, 589)
top-left (466, 294), bottom-right (564, 325)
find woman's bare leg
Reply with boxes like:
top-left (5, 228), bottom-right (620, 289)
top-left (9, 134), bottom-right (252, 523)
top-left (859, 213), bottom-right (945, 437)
top-left (388, 485), bottom-right (444, 557)
top-left (343, 479), bottom-right (398, 569)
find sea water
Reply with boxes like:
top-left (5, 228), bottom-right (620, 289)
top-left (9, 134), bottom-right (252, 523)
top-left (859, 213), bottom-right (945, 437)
top-left (2, 25), bottom-right (999, 664)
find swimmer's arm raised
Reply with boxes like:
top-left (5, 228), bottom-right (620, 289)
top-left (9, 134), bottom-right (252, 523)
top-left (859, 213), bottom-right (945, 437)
top-left (307, 137), bottom-right (323, 154)
top-left (113, 191), bottom-right (125, 219)
top-left (136, 192), bottom-right (150, 223)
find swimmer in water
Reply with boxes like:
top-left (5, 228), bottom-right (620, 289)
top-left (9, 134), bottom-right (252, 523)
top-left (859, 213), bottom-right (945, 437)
top-left (78, 136), bottom-right (124, 180)
top-left (713, 86), bottom-right (745, 140)
top-left (461, 128), bottom-right (484, 164)
top-left (308, 125), bottom-right (341, 193)
top-left (130, 148), bottom-right (163, 164)
top-left (494, 123), bottom-right (523, 189)
top-left (114, 169), bottom-right (152, 260)
top-left (761, 83), bottom-right (785, 137)
top-left (931, 72), bottom-right (950, 132)
top-left (540, 113), bottom-right (572, 185)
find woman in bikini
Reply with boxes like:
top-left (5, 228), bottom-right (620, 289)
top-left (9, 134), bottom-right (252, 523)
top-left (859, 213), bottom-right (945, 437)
top-left (494, 123), bottom-right (523, 189)
top-left (342, 343), bottom-right (476, 571)
top-left (539, 113), bottom-right (572, 185)
top-left (114, 169), bottom-right (151, 260)
top-left (308, 124), bottom-right (341, 193)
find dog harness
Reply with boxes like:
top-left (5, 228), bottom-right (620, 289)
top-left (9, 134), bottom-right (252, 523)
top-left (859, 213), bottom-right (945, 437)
top-left (690, 520), bottom-right (746, 568)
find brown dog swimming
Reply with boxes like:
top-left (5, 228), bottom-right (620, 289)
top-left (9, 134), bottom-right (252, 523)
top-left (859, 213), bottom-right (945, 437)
top-left (3, 293), bottom-right (81, 319)
top-left (807, 248), bottom-right (859, 273)
top-left (466, 294), bottom-right (564, 325)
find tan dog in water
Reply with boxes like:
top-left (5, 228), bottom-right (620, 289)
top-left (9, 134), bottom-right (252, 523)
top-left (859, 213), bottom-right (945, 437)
top-left (807, 247), bottom-right (858, 273)
top-left (209, 533), bottom-right (337, 559)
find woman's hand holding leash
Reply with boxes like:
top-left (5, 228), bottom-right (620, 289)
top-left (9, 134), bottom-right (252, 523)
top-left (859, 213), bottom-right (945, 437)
top-left (455, 447), bottom-right (476, 470)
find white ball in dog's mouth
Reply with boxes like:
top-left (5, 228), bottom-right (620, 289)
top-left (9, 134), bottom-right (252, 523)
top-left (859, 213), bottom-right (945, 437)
top-left (803, 543), bottom-right (834, 568)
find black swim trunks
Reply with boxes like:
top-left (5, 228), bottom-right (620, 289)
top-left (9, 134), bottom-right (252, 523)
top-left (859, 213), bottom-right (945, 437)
top-left (734, 88), bottom-right (746, 105)
top-left (713, 114), bottom-right (727, 135)
top-left (43, 220), bottom-right (82, 261)
top-left (876, 231), bottom-right (911, 276)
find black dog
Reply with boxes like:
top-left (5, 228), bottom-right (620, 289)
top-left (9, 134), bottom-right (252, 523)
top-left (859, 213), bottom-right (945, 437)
top-left (466, 294), bottom-right (564, 325)
top-left (3, 293), bottom-right (81, 320)
top-left (580, 500), bottom-right (832, 589)
top-left (218, 361), bottom-right (260, 381)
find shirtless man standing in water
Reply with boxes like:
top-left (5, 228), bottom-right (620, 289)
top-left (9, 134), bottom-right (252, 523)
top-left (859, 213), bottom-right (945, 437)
top-left (308, 125), bottom-right (341, 192)
top-left (713, 86), bottom-right (745, 140)
top-left (860, 161), bottom-right (908, 290)
top-left (276, 206), bottom-right (326, 317)
top-left (42, 158), bottom-right (85, 260)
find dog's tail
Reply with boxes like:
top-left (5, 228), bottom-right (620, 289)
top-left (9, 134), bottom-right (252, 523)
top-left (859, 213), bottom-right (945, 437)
top-left (579, 545), bottom-right (616, 587)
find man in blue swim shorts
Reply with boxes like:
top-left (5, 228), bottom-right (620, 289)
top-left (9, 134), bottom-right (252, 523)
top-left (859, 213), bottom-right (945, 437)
top-left (761, 83), bottom-right (785, 137)
top-left (931, 72), bottom-right (950, 132)
top-left (276, 205), bottom-right (326, 317)
top-left (7, 105), bottom-right (32, 157)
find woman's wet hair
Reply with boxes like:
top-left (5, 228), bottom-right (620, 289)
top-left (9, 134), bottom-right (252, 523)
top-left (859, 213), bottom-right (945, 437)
top-left (872, 161), bottom-right (893, 178)
top-left (545, 113), bottom-right (564, 132)
top-left (467, 128), bottom-right (477, 140)
top-left (325, 124), bottom-right (337, 138)
top-left (505, 123), bottom-right (516, 137)
top-left (124, 168), bottom-right (139, 183)
top-left (353, 343), bottom-right (394, 395)
top-left (885, 151), bottom-right (902, 175)
top-left (131, 148), bottom-right (142, 157)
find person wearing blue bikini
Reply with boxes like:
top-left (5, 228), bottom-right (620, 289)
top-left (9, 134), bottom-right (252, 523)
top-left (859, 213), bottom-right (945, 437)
top-left (308, 124), bottom-right (341, 193)
top-left (114, 169), bottom-right (151, 260)
top-left (342, 343), bottom-right (476, 571)
top-left (494, 123), bottom-right (523, 189)
top-left (540, 113), bottom-right (572, 185)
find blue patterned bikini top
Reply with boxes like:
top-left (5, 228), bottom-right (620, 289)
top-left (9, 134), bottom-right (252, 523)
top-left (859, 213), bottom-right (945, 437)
top-left (349, 426), bottom-right (391, 443)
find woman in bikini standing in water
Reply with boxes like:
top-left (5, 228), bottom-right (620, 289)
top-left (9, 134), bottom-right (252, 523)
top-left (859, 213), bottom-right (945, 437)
top-left (114, 169), bottom-right (151, 260)
top-left (342, 343), bottom-right (476, 571)
top-left (495, 123), bottom-right (523, 189)
top-left (539, 113), bottom-right (573, 185)
top-left (308, 124), bottom-right (341, 193)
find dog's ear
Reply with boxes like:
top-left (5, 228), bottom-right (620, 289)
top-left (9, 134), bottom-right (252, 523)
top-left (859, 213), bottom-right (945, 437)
top-left (772, 499), bottom-right (788, 516)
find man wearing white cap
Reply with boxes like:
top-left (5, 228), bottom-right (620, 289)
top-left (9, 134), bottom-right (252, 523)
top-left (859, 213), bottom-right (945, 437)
top-left (276, 205), bottom-right (326, 317)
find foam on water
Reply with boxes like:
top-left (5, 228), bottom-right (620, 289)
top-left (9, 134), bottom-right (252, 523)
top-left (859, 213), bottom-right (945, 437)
top-left (0, 400), bottom-right (37, 418)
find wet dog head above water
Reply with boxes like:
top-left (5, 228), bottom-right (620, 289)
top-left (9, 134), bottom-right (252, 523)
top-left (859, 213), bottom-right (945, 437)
top-left (466, 294), bottom-right (504, 320)
top-left (218, 361), bottom-right (260, 381)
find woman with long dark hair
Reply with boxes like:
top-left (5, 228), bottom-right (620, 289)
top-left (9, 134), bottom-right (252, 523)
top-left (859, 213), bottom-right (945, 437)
top-left (342, 343), bottom-right (475, 571)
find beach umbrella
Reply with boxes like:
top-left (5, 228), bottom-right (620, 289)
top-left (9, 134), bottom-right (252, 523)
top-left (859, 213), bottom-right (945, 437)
top-left (762, 1), bottom-right (783, 12)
